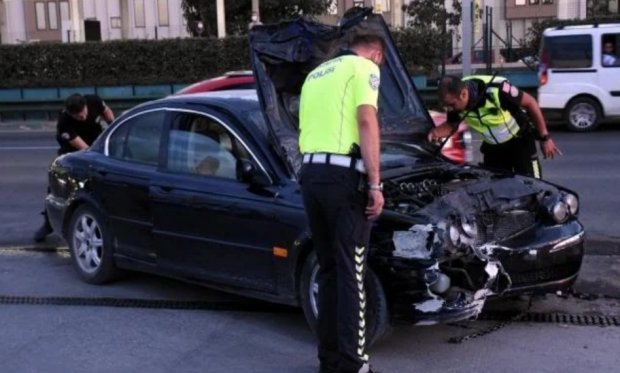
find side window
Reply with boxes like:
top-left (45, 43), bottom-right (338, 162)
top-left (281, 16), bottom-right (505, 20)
top-left (108, 110), bottom-right (166, 165)
top-left (602, 33), bottom-right (619, 68)
top-left (545, 35), bottom-right (592, 69)
top-left (166, 113), bottom-right (251, 181)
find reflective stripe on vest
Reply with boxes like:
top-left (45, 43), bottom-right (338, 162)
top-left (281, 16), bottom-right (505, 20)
top-left (462, 75), bottom-right (520, 144)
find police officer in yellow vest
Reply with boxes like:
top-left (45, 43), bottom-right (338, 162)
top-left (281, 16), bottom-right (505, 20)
top-left (428, 75), bottom-right (561, 178)
top-left (299, 33), bottom-right (385, 373)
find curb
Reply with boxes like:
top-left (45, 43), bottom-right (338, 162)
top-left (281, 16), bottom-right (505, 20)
top-left (584, 234), bottom-right (620, 255)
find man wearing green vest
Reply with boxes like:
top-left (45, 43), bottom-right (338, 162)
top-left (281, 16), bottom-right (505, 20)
top-left (428, 75), bottom-right (561, 178)
top-left (299, 33), bottom-right (385, 373)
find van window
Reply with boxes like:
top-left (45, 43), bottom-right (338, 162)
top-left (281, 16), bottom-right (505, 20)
top-left (602, 33), bottom-right (619, 68)
top-left (542, 35), bottom-right (592, 69)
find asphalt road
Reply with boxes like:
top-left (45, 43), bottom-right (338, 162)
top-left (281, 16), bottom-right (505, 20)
top-left (1, 127), bottom-right (620, 372)
top-left (1, 247), bottom-right (620, 373)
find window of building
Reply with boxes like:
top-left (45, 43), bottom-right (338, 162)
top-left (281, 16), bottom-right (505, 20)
top-left (48, 2), bottom-right (58, 30)
top-left (515, 0), bottom-right (526, 5)
top-left (542, 0), bottom-right (554, 4)
top-left (353, 1), bottom-right (365, 7)
top-left (35, 2), bottom-right (47, 30)
top-left (60, 1), bottom-right (70, 21)
top-left (529, 0), bottom-right (539, 4)
top-left (157, 0), bottom-right (169, 26)
top-left (134, 0), bottom-right (145, 27)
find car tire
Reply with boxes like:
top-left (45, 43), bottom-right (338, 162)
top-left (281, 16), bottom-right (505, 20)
top-left (565, 97), bottom-right (601, 132)
top-left (299, 251), bottom-right (390, 347)
top-left (67, 204), bottom-right (120, 284)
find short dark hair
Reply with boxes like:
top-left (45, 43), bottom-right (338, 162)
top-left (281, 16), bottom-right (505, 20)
top-left (351, 33), bottom-right (386, 54)
top-left (65, 94), bottom-right (87, 114)
top-left (438, 75), bottom-right (467, 98)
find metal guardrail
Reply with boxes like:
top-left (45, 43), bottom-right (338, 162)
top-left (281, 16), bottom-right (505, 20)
top-left (0, 72), bottom-right (538, 122)
top-left (0, 84), bottom-right (189, 121)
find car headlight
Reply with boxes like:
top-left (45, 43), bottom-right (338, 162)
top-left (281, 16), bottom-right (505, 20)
top-left (551, 201), bottom-right (569, 223)
top-left (563, 193), bottom-right (579, 216)
top-left (447, 218), bottom-right (478, 248)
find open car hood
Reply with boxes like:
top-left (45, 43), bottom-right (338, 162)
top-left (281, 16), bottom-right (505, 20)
top-left (249, 7), bottom-right (434, 176)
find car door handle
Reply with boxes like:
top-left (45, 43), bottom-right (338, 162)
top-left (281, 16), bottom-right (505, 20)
top-left (89, 165), bottom-right (108, 176)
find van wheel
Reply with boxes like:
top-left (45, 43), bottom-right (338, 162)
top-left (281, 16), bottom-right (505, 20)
top-left (299, 251), bottom-right (390, 347)
top-left (565, 97), bottom-right (601, 132)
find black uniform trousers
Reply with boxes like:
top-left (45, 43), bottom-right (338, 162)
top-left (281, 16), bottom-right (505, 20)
top-left (480, 131), bottom-right (542, 179)
top-left (300, 163), bottom-right (372, 373)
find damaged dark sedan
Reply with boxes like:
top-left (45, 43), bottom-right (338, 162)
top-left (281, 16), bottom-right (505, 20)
top-left (46, 8), bottom-right (584, 344)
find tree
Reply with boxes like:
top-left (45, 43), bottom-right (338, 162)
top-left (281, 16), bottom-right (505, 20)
top-left (402, 0), bottom-right (462, 76)
top-left (181, 0), bottom-right (333, 37)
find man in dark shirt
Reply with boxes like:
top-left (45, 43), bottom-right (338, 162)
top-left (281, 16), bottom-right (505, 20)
top-left (56, 94), bottom-right (115, 155)
top-left (34, 94), bottom-right (115, 242)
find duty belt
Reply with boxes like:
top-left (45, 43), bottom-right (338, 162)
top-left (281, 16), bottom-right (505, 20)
top-left (302, 153), bottom-right (366, 174)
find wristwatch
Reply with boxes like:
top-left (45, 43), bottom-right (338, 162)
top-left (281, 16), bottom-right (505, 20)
top-left (540, 134), bottom-right (550, 142)
top-left (368, 183), bottom-right (383, 192)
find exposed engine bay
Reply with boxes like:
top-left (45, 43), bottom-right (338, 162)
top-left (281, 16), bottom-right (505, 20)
top-left (371, 166), bottom-right (581, 324)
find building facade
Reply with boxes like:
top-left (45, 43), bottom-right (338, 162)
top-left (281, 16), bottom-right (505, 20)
top-left (0, 0), bottom-right (188, 44)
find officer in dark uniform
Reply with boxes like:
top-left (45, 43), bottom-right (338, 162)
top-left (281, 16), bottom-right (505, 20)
top-left (428, 75), bottom-right (561, 178)
top-left (299, 33), bottom-right (385, 373)
top-left (34, 93), bottom-right (114, 242)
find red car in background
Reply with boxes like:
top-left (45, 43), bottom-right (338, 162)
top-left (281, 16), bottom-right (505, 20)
top-left (176, 72), bottom-right (471, 164)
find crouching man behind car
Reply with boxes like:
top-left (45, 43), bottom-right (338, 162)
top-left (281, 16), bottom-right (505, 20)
top-left (299, 33), bottom-right (385, 373)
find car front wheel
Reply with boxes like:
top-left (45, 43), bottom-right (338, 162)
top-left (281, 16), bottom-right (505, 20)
top-left (299, 251), bottom-right (389, 347)
top-left (565, 97), bottom-right (601, 132)
top-left (67, 204), bottom-right (120, 284)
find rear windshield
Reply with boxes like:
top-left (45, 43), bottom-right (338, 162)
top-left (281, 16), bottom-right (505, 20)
top-left (542, 35), bottom-right (592, 68)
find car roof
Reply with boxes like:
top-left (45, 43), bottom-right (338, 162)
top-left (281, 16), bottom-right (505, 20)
top-left (544, 23), bottom-right (620, 36)
top-left (126, 90), bottom-right (260, 117)
top-left (176, 74), bottom-right (255, 95)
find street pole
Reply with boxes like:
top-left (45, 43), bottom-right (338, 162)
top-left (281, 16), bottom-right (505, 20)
top-left (462, 0), bottom-right (472, 76)
top-left (252, 0), bottom-right (260, 21)
top-left (216, 0), bottom-right (226, 38)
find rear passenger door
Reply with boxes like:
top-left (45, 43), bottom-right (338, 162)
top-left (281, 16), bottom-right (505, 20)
top-left (92, 109), bottom-right (167, 264)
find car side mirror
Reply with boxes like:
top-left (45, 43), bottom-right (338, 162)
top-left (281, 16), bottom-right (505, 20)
top-left (238, 159), bottom-right (270, 186)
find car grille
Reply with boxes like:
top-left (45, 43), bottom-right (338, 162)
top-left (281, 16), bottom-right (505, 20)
top-left (478, 210), bottom-right (536, 243)
top-left (509, 262), bottom-right (581, 287)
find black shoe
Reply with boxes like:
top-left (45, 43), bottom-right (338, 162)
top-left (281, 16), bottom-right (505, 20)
top-left (33, 221), bottom-right (52, 242)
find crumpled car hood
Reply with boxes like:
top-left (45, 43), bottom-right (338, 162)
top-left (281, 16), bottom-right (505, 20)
top-left (249, 7), bottom-right (433, 175)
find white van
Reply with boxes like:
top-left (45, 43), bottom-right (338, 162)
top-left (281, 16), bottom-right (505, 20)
top-left (538, 23), bottom-right (620, 131)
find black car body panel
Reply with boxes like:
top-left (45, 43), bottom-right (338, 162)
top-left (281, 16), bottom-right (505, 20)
top-left (46, 11), bottom-right (585, 327)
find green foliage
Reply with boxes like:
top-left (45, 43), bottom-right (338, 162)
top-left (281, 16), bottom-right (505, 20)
top-left (0, 37), bottom-right (250, 88)
top-left (402, 0), bottom-right (462, 29)
top-left (1, 26), bottom-right (449, 88)
top-left (181, 0), bottom-right (332, 37)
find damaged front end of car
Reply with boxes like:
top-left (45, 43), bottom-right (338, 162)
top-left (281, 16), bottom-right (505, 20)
top-left (370, 165), bottom-right (585, 325)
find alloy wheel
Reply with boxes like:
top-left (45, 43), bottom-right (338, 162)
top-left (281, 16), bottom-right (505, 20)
top-left (72, 214), bottom-right (104, 274)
